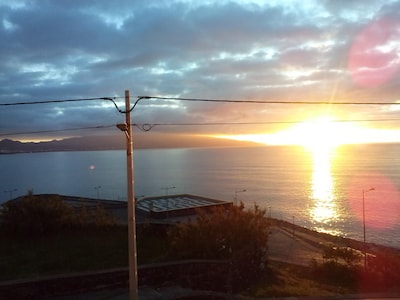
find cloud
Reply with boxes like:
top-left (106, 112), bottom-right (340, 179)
top-left (0, 0), bottom-right (399, 141)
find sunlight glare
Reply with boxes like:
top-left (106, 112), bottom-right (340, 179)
top-left (211, 115), bottom-right (400, 146)
top-left (310, 146), bottom-right (338, 224)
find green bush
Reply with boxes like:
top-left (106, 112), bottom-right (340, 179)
top-left (167, 203), bottom-right (270, 289)
top-left (310, 259), bottom-right (358, 287)
top-left (322, 245), bottom-right (361, 266)
top-left (366, 249), bottom-right (400, 290)
top-left (0, 193), bottom-right (75, 234)
top-left (0, 193), bottom-right (116, 235)
top-left (311, 245), bottom-right (400, 292)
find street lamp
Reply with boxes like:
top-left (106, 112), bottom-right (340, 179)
top-left (94, 185), bottom-right (101, 199)
top-left (4, 189), bottom-right (17, 200)
top-left (161, 186), bottom-right (176, 196)
top-left (292, 215), bottom-right (295, 238)
top-left (362, 187), bottom-right (375, 270)
top-left (234, 189), bottom-right (246, 206)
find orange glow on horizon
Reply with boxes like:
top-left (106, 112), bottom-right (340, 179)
top-left (212, 116), bottom-right (400, 147)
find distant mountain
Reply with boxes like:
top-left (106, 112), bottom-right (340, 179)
top-left (0, 136), bottom-right (124, 154)
top-left (0, 134), bottom-right (259, 153)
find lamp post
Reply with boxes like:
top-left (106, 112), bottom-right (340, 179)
top-left (362, 187), bottom-right (375, 270)
top-left (234, 189), bottom-right (246, 206)
top-left (94, 185), bottom-right (101, 199)
top-left (4, 189), bottom-right (17, 200)
top-left (292, 215), bottom-right (295, 238)
top-left (161, 186), bottom-right (176, 196)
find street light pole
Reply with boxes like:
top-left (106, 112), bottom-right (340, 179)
top-left (94, 185), bottom-right (101, 199)
top-left (161, 186), bottom-right (176, 196)
top-left (234, 189), bottom-right (246, 206)
top-left (362, 187), bottom-right (375, 270)
top-left (117, 90), bottom-right (138, 300)
top-left (4, 189), bottom-right (17, 200)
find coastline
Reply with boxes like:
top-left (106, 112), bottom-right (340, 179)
top-left (1, 195), bottom-right (400, 299)
top-left (4, 194), bottom-right (399, 255)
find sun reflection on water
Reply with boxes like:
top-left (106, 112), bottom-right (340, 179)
top-left (308, 146), bottom-right (341, 235)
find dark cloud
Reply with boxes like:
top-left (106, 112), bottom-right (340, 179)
top-left (0, 0), bottom-right (399, 141)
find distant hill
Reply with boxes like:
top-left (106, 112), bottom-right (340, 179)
top-left (0, 136), bottom-right (124, 154)
top-left (0, 134), bottom-right (259, 153)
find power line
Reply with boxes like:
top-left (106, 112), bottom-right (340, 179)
top-left (2, 95), bottom-right (400, 116)
top-left (137, 95), bottom-right (400, 106)
top-left (0, 96), bottom-right (126, 112)
top-left (155, 118), bottom-right (400, 126)
top-left (134, 118), bottom-right (400, 131)
top-left (2, 117), bottom-right (399, 136)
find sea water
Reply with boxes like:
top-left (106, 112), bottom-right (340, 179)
top-left (1, 144), bottom-right (399, 248)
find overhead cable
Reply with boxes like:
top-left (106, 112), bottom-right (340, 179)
top-left (2, 95), bottom-right (400, 116)
top-left (137, 95), bottom-right (400, 106)
top-left (0, 96), bottom-right (126, 113)
top-left (2, 117), bottom-right (399, 136)
top-left (133, 118), bottom-right (400, 131)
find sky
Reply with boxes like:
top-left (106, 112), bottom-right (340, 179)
top-left (1, 0), bottom-right (400, 145)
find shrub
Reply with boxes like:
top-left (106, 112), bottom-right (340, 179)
top-left (310, 259), bottom-right (358, 287)
top-left (167, 203), bottom-right (270, 290)
top-left (0, 193), bottom-right (116, 235)
top-left (322, 245), bottom-right (361, 266)
top-left (366, 249), bottom-right (400, 289)
top-left (0, 193), bottom-right (75, 235)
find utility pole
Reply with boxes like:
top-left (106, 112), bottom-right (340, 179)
top-left (161, 186), bottom-right (176, 196)
top-left (126, 90), bottom-right (138, 300)
top-left (117, 90), bottom-right (138, 300)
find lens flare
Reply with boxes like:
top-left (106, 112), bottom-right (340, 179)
top-left (347, 172), bottom-right (400, 229)
top-left (348, 17), bottom-right (400, 88)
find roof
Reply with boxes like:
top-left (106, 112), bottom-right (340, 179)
top-left (136, 194), bottom-right (233, 221)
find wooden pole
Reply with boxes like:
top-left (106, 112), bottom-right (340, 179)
top-left (125, 90), bottom-right (138, 299)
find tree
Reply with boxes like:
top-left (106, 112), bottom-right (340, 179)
top-left (167, 203), bottom-right (270, 288)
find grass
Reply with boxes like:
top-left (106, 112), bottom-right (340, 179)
top-left (1, 225), bottom-right (399, 298)
top-left (246, 261), bottom-right (351, 298)
top-left (0, 226), bottom-right (168, 282)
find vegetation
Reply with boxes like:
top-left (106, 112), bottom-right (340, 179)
top-left (0, 227), bottom-right (128, 281)
top-left (167, 203), bottom-right (269, 289)
top-left (0, 192), bottom-right (116, 235)
top-left (248, 261), bottom-right (349, 297)
top-left (321, 244), bottom-right (362, 266)
top-left (309, 243), bottom-right (400, 293)
top-left (1, 194), bottom-right (400, 297)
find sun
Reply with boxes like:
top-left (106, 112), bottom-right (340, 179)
top-left (211, 114), bottom-right (400, 147)
top-left (212, 116), bottom-right (362, 149)
top-left (278, 116), bottom-right (348, 152)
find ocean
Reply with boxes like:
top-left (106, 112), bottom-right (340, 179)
top-left (1, 144), bottom-right (399, 248)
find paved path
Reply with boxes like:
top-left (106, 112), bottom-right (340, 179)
top-left (268, 226), bottom-right (325, 266)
